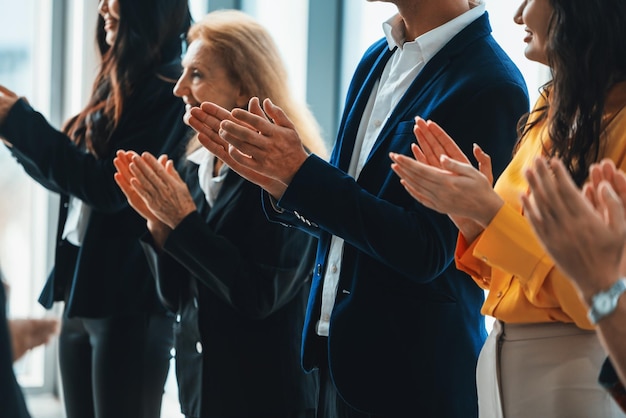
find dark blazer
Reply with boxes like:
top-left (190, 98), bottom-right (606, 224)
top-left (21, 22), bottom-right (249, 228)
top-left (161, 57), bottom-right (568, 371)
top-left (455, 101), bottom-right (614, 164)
top-left (0, 60), bottom-right (189, 318)
top-left (264, 13), bottom-right (530, 416)
top-left (0, 283), bottom-right (31, 418)
top-left (141, 159), bottom-right (318, 418)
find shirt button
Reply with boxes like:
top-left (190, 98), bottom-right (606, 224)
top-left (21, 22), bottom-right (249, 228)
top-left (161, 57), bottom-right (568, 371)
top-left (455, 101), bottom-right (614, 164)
top-left (496, 291), bottom-right (503, 298)
top-left (331, 265), bottom-right (338, 273)
top-left (196, 342), bottom-right (203, 354)
top-left (170, 347), bottom-right (176, 357)
top-left (176, 314), bottom-right (181, 323)
top-left (482, 256), bottom-right (488, 262)
top-left (374, 119), bottom-right (382, 127)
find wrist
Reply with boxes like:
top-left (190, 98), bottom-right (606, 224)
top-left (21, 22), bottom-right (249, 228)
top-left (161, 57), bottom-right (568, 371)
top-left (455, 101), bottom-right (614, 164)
top-left (587, 277), bottom-right (626, 325)
top-left (476, 194), bottom-right (504, 228)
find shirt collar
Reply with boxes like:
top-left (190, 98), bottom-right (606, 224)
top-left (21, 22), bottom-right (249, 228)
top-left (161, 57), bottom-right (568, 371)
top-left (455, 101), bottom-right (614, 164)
top-left (383, 1), bottom-right (486, 62)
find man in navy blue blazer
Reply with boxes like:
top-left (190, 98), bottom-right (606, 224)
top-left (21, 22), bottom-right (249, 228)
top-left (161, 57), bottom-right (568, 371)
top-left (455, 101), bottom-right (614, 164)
top-left (187, 1), bottom-right (529, 416)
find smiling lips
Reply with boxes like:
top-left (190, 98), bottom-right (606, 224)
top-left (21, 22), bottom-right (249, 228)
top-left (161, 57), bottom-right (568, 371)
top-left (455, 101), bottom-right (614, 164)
top-left (523, 28), bottom-right (533, 43)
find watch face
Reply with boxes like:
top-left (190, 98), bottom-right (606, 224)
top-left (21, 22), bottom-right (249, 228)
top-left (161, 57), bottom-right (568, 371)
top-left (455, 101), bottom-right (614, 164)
top-left (596, 293), bottom-right (613, 313)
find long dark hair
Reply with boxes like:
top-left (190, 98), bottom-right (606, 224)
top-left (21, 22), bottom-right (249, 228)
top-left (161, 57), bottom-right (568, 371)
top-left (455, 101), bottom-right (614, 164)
top-left (518, 0), bottom-right (626, 186)
top-left (64, 0), bottom-right (191, 158)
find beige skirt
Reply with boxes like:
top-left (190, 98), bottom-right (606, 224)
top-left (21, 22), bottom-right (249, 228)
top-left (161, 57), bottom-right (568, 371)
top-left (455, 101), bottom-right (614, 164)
top-left (476, 320), bottom-right (626, 418)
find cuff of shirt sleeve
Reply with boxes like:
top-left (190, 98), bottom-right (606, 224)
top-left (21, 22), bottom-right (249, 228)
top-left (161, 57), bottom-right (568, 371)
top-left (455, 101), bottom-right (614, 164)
top-left (472, 203), bottom-right (553, 285)
top-left (456, 232), bottom-right (492, 289)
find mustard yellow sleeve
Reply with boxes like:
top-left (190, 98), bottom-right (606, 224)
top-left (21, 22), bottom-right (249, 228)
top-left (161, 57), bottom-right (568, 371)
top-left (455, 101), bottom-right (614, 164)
top-left (473, 203), bottom-right (592, 329)
top-left (455, 233), bottom-right (492, 290)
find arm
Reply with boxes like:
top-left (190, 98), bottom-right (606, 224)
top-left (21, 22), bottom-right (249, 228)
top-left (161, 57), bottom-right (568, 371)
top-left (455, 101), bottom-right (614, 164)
top-left (161, 187), bottom-right (317, 320)
top-left (0, 77), bottom-right (186, 213)
top-left (211, 84), bottom-right (527, 282)
top-left (523, 157), bottom-right (626, 384)
top-left (390, 118), bottom-right (500, 242)
top-left (117, 151), bottom-right (316, 318)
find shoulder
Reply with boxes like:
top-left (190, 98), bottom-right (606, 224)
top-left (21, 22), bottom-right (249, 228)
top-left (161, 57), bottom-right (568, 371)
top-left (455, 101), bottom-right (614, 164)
top-left (131, 59), bottom-right (183, 107)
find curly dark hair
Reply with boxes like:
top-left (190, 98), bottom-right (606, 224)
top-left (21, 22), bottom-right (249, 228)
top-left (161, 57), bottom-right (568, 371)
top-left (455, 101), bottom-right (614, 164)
top-left (517, 0), bottom-right (626, 186)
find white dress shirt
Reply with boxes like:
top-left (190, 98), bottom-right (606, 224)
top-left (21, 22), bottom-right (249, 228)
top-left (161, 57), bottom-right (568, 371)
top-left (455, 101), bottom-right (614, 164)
top-left (316, 2), bottom-right (486, 336)
top-left (187, 146), bottom-right (229, 207)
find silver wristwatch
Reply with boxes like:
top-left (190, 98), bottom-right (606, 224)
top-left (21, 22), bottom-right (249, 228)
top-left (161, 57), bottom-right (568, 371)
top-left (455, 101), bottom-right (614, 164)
top-left (588, 277), bottom-right (626, 325)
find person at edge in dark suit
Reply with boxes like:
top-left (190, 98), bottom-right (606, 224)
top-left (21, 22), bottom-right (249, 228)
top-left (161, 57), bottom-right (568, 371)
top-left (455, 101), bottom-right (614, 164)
top-left (1, 278), bottom-right (59, 418)
top-left (113, 10), bottom-right (327, 418)
top-left (390, 0), bottom-right (626, 416)
top-left (0, 281), bottom-right (31, 418)
top-left (0, 1), bottom-right (191, 417)
top-left (185, 1), bottom-right (529, 417)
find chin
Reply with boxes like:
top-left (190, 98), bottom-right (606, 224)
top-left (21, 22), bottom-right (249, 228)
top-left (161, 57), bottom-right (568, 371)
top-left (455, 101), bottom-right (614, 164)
top-left (105, 33), bottom-right (117, 47)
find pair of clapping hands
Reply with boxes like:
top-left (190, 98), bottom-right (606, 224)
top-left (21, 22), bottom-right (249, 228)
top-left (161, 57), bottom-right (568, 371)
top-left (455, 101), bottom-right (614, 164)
top-left (389, 117), bottom-right (626, 300)
top-left (113, 96), bottom-right (305, 245)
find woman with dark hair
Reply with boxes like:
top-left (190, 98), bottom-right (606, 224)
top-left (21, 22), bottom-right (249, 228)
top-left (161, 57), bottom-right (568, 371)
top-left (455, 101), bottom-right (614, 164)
top-left (0, 1), bottom-right (191, 417)
top-left (114, 10), bottom-right (325, 418)
top-left (390, 0), bottom-right (626, 416)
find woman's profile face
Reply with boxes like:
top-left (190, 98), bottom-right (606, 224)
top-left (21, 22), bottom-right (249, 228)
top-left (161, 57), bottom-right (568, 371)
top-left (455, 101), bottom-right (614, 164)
top-left (98, 0), bottom-right (121, 46)
top-left (514, 0), bottom-right (553, 66)
top-left (173, 40), bottom-right (247, 113)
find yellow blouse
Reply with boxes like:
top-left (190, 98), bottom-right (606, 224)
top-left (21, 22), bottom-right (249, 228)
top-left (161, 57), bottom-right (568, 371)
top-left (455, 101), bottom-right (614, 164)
top-left (456, 82), bottom-right (626, 330)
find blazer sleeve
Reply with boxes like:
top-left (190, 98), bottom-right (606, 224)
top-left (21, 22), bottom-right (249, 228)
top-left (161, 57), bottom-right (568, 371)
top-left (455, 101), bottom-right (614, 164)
top-left (0, 74), bottom-right (187, 213)
top-left (161, 188), bottom-right (316, 320)
top-left (276, 80), bottom-right (529, 284)
top-left (139, 235), bottom-right (190, 313)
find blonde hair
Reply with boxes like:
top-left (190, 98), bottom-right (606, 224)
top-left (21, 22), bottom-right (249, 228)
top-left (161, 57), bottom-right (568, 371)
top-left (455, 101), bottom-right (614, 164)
top-left (187, 9), bottom-right (327, 158)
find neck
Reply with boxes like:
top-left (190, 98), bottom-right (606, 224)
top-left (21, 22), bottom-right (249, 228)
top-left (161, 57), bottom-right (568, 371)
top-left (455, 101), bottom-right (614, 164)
top-left (396, 0), bottom-right (472, 40)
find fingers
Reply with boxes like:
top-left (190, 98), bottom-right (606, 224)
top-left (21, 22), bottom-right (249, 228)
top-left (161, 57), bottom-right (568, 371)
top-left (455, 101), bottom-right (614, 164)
top-left (473, 143), bottom-right (493, 185)
top-left (598, 181), bottom-right (626, 235)
top-left (524, 158), bottom-right (560, 224)
top-left (613, 168), bottom-right (626, 207)
top-left (218, 119), bottom-right (265, 157)
top-left (439, 155), bottom-right (481, 178)
top-left (228, 97), bottom-right (277, 137)
top-left (128, 153), bottom-right (169, 201)
top-left (414, 117), bottom-right (446, 167)
top-left (186, 103), bottom-right (232, 155)
top-left (409, 143), bottom-right (427, 164)
top-left (248, 97), bottom-right (268, 120)
top-left (0, 85), bottom-right (18, 98)
top-left (416, 118), bottom-right (470, 164)
top-left (113, 150), bottom-right (138, 179)
top-left (262, 98), bottom-right (296, 131)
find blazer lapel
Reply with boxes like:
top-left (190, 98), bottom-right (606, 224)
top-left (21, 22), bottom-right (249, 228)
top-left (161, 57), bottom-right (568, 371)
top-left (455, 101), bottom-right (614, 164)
top-left (358, 13), bottom-right (493, 181)
top-left (331, 42), bottom-right (395, 172)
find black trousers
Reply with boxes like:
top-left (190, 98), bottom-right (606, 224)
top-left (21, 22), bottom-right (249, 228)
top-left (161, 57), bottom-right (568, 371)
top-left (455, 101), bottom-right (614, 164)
top-left (58, 311), bottom-right (174, 418)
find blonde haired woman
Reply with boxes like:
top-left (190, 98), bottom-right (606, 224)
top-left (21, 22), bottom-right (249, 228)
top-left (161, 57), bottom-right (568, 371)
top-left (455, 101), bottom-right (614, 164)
top-left (115, 10), bottom-right (326, 418)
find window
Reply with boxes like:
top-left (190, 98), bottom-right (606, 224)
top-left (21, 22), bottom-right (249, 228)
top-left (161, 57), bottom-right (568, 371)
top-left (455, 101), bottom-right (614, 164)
top-left (0, 0), bottom-right (56, 393)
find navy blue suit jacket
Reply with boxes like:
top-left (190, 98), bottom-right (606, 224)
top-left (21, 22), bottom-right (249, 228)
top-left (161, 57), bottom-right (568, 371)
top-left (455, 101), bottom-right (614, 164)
top-left (264, 13), bottom-right (529, 416)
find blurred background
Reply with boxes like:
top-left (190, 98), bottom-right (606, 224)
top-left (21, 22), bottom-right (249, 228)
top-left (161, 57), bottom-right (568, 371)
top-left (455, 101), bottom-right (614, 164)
top-left (0, 1), bottom-right (548, 416)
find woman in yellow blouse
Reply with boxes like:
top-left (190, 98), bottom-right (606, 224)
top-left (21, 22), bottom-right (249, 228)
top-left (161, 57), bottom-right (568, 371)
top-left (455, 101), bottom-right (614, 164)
top-left (389, 0), bottom-right (626, 417)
